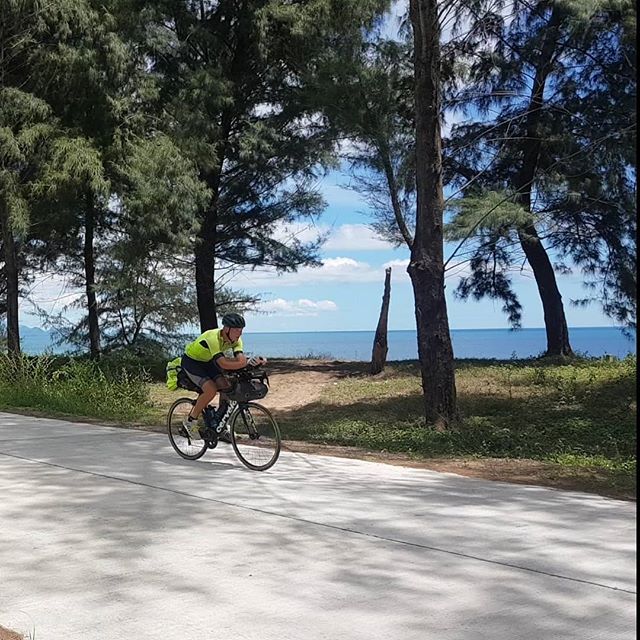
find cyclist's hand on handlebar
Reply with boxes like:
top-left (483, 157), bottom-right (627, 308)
top-left (247, 355), bottom-right (267, 367)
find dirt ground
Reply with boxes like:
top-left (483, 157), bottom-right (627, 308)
top-left (257, 359), bottom-right (364, 411)
top-left (0, 626), bottom-right (23, 640)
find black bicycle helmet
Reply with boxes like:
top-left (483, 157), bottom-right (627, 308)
top-left (221, 312), bottom-right (246, 328)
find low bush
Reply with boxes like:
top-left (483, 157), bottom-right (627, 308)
top-left (0, 353), bottom-right (149, 421)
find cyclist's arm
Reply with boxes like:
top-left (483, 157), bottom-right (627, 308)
top-left (215, 352), bottom-right (248, 370)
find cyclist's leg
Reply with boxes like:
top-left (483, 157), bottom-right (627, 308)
top-left (206, 361), bottom-right (233, 414)
top-left (213, 373), bottom-right (232, 396)
top-left (180, 355), bottom-right (219, 418)
top-left (190, 379), bottom-right (218, 418)
top-left (184, 362), bottom-right (232, 420)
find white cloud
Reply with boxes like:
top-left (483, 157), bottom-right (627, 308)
top-left (320, 182), bottom-right (370, 209)
top-left (315, 257), bottom-right (374, 280)
top-left (335, 137), bottom-right (371, 158)
top-left (289, 112), bottom-right (327, 139)
top-left (442, 110), bottom-right (467, 138)
top-left (271, 221), bottom-right (326, 246)
top-left (383, 258), bottom-right (410, 271)
top-left (251, 103), bottom-right (283, 118)
top-left (272, 221), bottom-right (394, 251)
top-left (324, 224), bottom-right (395, 251)
top-left (380, 0), bottom-right (407, 41)
top-left (233, 255), bottom-right (418, 289)
top-left (251, 298), bottom-right (338, 317)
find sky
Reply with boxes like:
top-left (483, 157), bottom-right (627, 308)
top-left (235, 170), bottom-right (621, 333)
top-left (20, 166), bottom-right (625, 334)
top-left (17, 1), bottom-right (626, 335)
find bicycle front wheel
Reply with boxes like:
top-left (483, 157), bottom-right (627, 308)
top-left (167, 397), bottom-right (208, 460)
top-left (230, 403), bottom-right (281, 471)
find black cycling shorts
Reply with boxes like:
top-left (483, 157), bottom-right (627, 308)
top-left (180, 353), bottom-right (229, 390)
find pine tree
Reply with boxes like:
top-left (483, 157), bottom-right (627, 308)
top-left (27, 0), bottom-right (142, 359)
top-left (443, 0), bottom-right (636, 351)
top-left (0, 85), bottom-right (73, 354)
top-left (16, 1), bottom-right (213, 356)
top-left (0, 1), bottom-right (112, 354)
top-left (133, 0), bottom-right (390, 331)
top-left (314, 29), bottom-right (457, 425)
top-left (407, 0), bottom-right (457, 426)
top-left (541, 0), bottom-right (636, 327)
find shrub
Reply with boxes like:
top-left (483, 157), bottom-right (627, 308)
top-left (0, 353), bottom-right (149, 421)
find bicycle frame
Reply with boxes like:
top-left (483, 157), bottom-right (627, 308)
top-left (169, 365), bottom-right (279, 469)
top-left (200, 400), bottom-right (236, 448)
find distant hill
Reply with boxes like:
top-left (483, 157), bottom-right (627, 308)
top-left (20, 325), bottom-right (73, 354)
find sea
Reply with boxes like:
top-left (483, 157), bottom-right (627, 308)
top-left (244, 327), bottom-right (636, 360)
top-left (20, 325), bottom-right (636, 361)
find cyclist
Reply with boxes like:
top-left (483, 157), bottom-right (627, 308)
top-left (180, 312), bottom-right (266, 440)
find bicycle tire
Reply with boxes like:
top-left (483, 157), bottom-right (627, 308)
top-left (167, 397), bottom-right (208, 460)
top-left (230, 402), bottom-right (281, 471)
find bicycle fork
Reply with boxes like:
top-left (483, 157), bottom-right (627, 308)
top-left (238, 406), bottom-right (260, 440)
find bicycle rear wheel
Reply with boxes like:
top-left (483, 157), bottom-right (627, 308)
top-left (167, 398), bottom-right (208, 460)
top-left (230, 402), bottom-right (281, 471)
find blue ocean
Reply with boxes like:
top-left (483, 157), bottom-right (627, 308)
top-left (21, 326), bottom-right (635, 361)
top-left (244, 326), bottom-right (635, 361)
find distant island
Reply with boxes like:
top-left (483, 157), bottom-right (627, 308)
top-left (19, 325), bottom-right (73, 354)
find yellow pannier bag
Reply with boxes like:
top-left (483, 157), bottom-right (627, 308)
top-left (166, 356), bottom-right (182, 391)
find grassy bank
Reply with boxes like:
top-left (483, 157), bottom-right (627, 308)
top-left (279, 358), bottom-right (635, 462)
top-left (146, 355), bottom-right (636, 497)
top-left (275, 358), bottom-right (636, 493)
top-left (1, 353), bottom-right (635, 497)
top-left (0, 354), bottom-right (149, 422)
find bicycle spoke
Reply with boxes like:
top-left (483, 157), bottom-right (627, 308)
top-left (167, 398), bottom-right (208, 460)
top-left (230, 403), bottom-right (281, 471)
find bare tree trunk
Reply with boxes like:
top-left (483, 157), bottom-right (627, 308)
top-left (371, 267), bottom-right (392, 374)
top-left (1, 202), bottom-right (20, 354)
top-left (518, 225), bottom-right (573, 356)
top-left (195, 143), bottom-right (226, 333)
top-left (195, 103), bottom-right (236, 332)
top-left (515, 5), bottom-right (573, 357)
top-left (409, 0), bottom-right (457, 428)
top-left (84, 202), bottom-right (101, 359)
top-left (195, 226), bottom-right (218, 332)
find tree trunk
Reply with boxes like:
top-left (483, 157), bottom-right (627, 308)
top-left (84, 202), bottom-right (101, 359)
top-left (194, 140), bottom-right (227, 332)
top-left (370, 267), bottom-right (392, 375)
top-left (518, 226), bottom-right (572, 356)
top-left (409, 0), bottom-right (457, 428)
top-left (515, 5), bottom-right (573, 357)
top-left (1, 202), bottom-right (20, 354)
top-left (195, 225), bottom-right (218, 332)
top-left (193, 6), bottom-right (251, 333)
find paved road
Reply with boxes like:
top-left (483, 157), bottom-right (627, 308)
top-left (0, 412), bottom-right (636, 639)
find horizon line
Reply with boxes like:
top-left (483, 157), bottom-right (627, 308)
top-left (18, 324), bottom-right (634, 335)
top-left (246, 325), bottom-right (633, 334)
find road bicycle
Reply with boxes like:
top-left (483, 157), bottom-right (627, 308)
top-left (167, 366), bottom-right (281, 471)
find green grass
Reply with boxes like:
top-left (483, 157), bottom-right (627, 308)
top-left (1, 352), bottom-right (635, 496)
top-left (276, 356), bottom-right (636, 481)
top-left (0, 353), bottom-right (150, 421)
